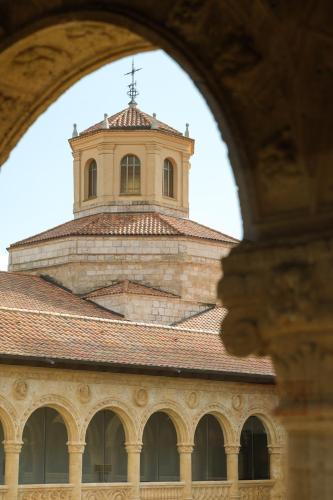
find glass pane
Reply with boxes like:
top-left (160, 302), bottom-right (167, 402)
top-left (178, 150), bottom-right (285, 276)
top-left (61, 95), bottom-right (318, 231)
top-left (121, 156), bottom-right (140, 194)
top-left (120, 163), bottom-right (127, 193)
top-left (45, 409), bottom-right (68, 483)
top-left (83, 410), bottom-right (127, 483)
top-left (192, 415), bottom-right (226, 481)
top-left (19, 408), bottom-right (68, 484)
top-left (0, 422), bottom-right (4, 484)
top-left (239, 416), bottom-right (269, 480)
top-left (140, 412), bottom-right (179, 482)
top-left (88, 161), bottom-right (97, 198)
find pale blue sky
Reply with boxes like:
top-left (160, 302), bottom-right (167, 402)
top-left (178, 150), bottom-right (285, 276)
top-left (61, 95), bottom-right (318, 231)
top-left (0, 50), bottom-right (242, 270)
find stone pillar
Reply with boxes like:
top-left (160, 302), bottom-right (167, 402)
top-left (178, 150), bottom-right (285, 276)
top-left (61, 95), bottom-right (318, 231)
top-left (72, 150), bottom-right (81, 213)
top-left (4, 440), bottom-right (22, 499)
top-left (178, 444), bottom-right (193, 500)
top-left (269, 445), bottom-right (285, 500)
top-left (225, 445), bottom-right (240, 500)
top-left (67, 441), bottom-right (85, 499)
top-left (126, 442), bottom-right (142, 500)
top-left (219, 235), bottom-right (333, 500)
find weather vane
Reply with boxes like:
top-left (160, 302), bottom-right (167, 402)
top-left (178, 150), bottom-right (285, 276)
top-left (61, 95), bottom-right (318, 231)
top-left (124, 59), bottom-right (142, 106)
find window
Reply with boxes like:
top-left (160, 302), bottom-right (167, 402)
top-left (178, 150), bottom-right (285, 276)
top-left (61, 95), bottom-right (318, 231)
top-left (0, 422), bottom-right (4, 484)
top-left (19, 407), bottom-right (68, 484)
top-left (192, 414), bottom-right (227, 481)
top-left (83, 410), bottom-right (127, 483)
top-left (140, 412), bottom-right (179, 482)
top-left (88, 160), bottom-right (97, 198)
top-left (120, 155), bottom-right (141, 194)
top-left (163, 159), bottom-right (174, 198)
top-left (239, 416), bottom-right (270, 480)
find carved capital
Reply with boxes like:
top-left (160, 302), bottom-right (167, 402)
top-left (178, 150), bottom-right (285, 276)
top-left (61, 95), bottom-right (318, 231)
top-left (67, 441), bottom-right (85, 454)
top-left (125, 442), bottom-right (142, 454)
top-left (177, 443), bottom-right (193, 454)
top-left (3, 440), bottom-right (23, 454)
top-left (268, 445), bottom-right (284, 455)
top-left (224, 445), bottom-right (240, 455)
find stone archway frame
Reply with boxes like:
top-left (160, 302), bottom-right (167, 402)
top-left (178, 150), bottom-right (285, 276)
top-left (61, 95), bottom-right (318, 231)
top-left (236, 409), bottom-right (279, 447)
top-left (0, 394), bottom-right (19, 442)
top-left (191, 403), bottom-right (236, 446)
top-left (139, 401), bottom-right (191, 446)
top-left (18, 394), bottom-right (81, 443)
top-left (80, 398), bottom-right (138, 444)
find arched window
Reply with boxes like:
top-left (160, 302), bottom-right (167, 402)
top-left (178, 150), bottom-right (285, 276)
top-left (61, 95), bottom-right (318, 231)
top-left (0, 422), bottom-right (4, 484)
top-left (19, 407), bottom-right (68, 484)
top-left (192, 414), bottom-right (227, 481)
top-left (83, 410), bottom-right (127, 483)
top-left (140, 412), bottom-right (179, 482)
top-left (120, 155), bottom-right (141, 194)
top-left (88, 159), bottom-right (97, 198)
top-left (163, 159), bottom-right (174, 198)
top-left (239, 416), bottom-right (270, 480)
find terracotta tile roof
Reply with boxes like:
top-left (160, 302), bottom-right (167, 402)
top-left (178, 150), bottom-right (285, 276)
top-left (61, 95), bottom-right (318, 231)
top-left (84, 280), bottom-right (179, 299)
top-left (0, 272), bottom-right (122, 320)
top-left (0, 307), bottom-right (274, 378)
top-left (10, 212), bottom-right (239, 248)
top-left (79, 106), bottom-right (184, 137)
top-left (174, 306), bottom-right (228, 331)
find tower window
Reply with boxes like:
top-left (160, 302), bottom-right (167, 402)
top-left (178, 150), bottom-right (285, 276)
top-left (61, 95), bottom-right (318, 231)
top-left (120, 154), bottom-right (141, 194)
top-left (163, 159), bottom-right (174, 198)
top-left (88, 160), bottom-right (97, 198)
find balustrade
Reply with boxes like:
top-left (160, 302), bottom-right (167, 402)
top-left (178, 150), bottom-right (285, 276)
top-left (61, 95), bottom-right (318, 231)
top-left (81, 483), bottom-right (133, 499)
top-left (17, 484), bottom-right (73, 499)
top-left (192, 481), bottom-right (231, 500)
top-left (140, 482), bottom-right (184, 500)
top-left (238, 480), bottom-right (274, 500)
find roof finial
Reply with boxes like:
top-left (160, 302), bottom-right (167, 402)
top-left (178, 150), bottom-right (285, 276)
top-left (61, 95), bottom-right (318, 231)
top-left (151, 112), bottom-right (158, 129)
top-left (185, 123), bottom-right (190, 138)
top-left (103, 113), bottom-right (109, 129)
top-left (124, 59), bottom-right (142, 107)
top-left (72, 123), bottom-right (78, 138)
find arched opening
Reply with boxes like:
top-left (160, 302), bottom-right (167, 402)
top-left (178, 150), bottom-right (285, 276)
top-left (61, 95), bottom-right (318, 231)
top-left (19, 407), bottom-right (68, 484)
top-left (163, 158), bottom-right (175, 198)
top-left (120, 154), bottom-right (141, 195)
top-left (0, 421), bottom-right (4, 484)
top-left (239, 416), bottom-right (270, 481)
top-left (82, 410), bottom-right (127, 483)
top-left (140, 412), bottom-right (179, 482)
top-left (192, 414), bottom-right (227, 481)
top-left (87, 159), bottom-right (97, 198)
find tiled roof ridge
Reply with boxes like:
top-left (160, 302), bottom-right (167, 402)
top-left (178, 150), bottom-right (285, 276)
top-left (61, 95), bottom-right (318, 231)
top-left (0, 305), bottom-right (220, 335)
top-left (173, 305), bottom-right (216, 326)
top-left (161, 214), bottom-right (240, 243)
top-left (84, 279), bottom-right (180, 299)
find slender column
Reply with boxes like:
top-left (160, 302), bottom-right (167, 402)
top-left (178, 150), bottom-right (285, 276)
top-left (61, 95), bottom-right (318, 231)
top-left (268, 445), bottom-right (285, 500)
top-left (126, 442), bottom-right (142, 500)
top-left (177, 443), bottom-right (193, 500)
top-left (67, 441), bottom-right (85, 499)
top-left (225, 445), bottom-right (240, 500)
top-left (4, 440), bottom-right (22, 499)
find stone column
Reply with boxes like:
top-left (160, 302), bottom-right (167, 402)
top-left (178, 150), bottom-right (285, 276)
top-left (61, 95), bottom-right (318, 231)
top-left (72, 150), bottom-right (81, 213)
top-left (178, 444), bottom-right (193, 500)
top-left (268, 445), bottom-right (285, 500)
top-left (67, 441), bottom-right (85, 499)
top-left (126, 442), bottom-right (142, 500)
top-left (4, 440), bottom-right (22, 499)
top-left (219, 234), bottom-right (333, 500)
top-left (225, 445), bottom-right (240, 500)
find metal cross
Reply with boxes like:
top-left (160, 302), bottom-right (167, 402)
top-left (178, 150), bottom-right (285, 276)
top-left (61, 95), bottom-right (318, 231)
top-left (124, 59), bottom-right (142, 105)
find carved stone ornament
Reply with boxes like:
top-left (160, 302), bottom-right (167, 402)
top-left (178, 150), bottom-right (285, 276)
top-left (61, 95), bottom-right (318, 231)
top-left (232, 394), bottom-right (243, 411)
top-left (134, 388), bottom-right (148, 407)
top-left (187, 391), bottom-right (199, 409)
top-left (12, 45), bottom-right (71, 79)
top-left (13, 378), bottom-right (28, 400)
top-left (77, 383), bottom-right (91, 404)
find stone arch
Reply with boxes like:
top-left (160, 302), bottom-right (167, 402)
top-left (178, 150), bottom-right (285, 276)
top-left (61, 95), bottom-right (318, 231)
top-left (19, 395), bottom-right (80, 443)
top-left (0, 395), bottom-right (19, 441)
top-left (81, 399), bottom-right (137, 444)
top-left (139, 401), bottom-right (191, 445)
top-left (237, 410), bottom-right (279, 447)
top-left (192, 404), bottom-right (235, 446)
